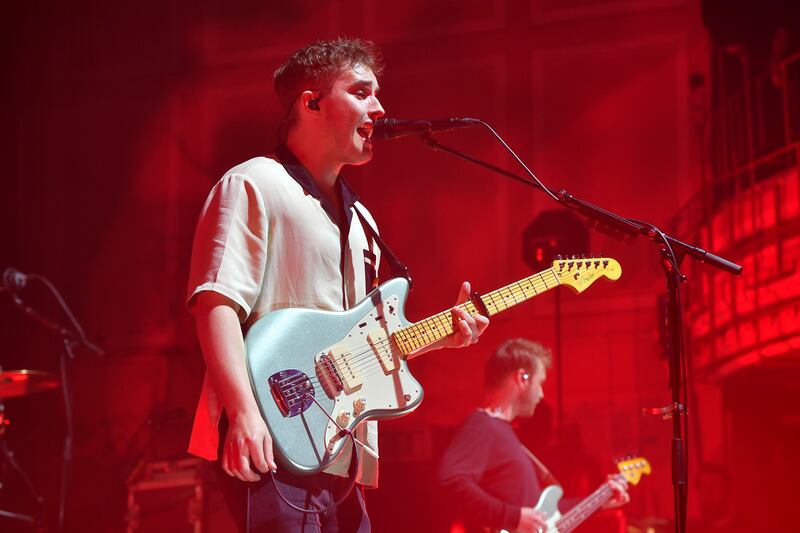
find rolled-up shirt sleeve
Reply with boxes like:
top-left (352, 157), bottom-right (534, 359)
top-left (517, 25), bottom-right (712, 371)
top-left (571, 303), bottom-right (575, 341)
top-left (186, 173), bottom-right (268, 322)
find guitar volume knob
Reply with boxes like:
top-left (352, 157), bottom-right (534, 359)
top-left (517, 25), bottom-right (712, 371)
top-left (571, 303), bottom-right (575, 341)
top-left (353, 397), bottom-right (366, 416)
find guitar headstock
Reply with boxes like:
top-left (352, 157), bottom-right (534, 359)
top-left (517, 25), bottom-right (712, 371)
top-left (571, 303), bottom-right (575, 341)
top-left (552, 256), bottom-right (621, 293)
top-left (615, 456), bottom-right (651, 486)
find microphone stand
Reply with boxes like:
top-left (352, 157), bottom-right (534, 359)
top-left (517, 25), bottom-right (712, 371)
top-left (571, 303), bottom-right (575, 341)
top-left (420, 126), bottom-right (742, 533)
top-left (4, 275), bottom-right (104, 533)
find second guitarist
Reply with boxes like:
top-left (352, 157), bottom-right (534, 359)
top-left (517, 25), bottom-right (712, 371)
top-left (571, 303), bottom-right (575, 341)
top-left (437, 339), bottom-right (630, 533)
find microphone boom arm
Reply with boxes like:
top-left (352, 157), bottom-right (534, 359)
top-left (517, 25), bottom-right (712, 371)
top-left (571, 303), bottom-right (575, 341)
top-left (420, 130), bottom-right (741, 275)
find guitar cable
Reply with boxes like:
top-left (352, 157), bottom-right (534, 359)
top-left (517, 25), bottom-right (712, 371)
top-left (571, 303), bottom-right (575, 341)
top-left (268, 393), bottom-right (366, 515)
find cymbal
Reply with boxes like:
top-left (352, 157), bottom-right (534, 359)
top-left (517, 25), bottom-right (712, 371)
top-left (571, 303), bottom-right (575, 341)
top-left (0, 369), bottom-right (60, 399)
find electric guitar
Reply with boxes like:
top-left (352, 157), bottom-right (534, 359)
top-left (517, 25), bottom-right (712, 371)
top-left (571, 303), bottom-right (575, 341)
top-left (496, 456), bottom-right (651, 533)
top-left (245, 257), bottom-right (622, 475)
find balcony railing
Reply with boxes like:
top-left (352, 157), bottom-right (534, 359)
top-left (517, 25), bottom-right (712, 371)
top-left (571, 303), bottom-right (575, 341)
top-left (672, 50), bottom-right (800, 381)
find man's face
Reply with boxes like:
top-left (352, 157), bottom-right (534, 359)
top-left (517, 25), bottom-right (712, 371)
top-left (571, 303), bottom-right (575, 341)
top-left (319, 64), bottom-right (385, 166)
top-left (519, 364), bottom-right (546, 417)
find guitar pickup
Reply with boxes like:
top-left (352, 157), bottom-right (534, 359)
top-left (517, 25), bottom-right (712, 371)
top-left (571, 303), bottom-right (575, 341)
top-left (317, 352), bottom-right (343, 397)
top-left (367, 329), bottom-right (399, 373)
top-left (328, 345), bottom-right (362, 393)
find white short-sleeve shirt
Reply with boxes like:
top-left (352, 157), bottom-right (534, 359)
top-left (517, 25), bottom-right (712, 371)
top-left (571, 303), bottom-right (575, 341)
top-left (186, 148), bottom-right (382, 485)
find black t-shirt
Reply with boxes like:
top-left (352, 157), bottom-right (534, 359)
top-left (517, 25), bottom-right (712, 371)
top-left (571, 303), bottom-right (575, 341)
top-left (438, 411), bottom-right (541, 532)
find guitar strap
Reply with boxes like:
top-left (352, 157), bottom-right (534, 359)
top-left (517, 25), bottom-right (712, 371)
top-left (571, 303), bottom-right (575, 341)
top-left (353, 204), bottom-right (414, 290)
top-left (520, 444), bottom-right (561, 488)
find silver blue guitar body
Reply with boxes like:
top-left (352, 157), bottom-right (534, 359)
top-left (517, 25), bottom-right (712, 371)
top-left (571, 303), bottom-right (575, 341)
top-left (245, 277), bottom-right (424, 475)
top-left (497, 485), bottom-right (565, 533)
top-left (536, 485), bottom-right (565, 532)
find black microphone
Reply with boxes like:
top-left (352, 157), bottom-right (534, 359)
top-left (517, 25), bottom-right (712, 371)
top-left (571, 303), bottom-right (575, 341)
top-left (1, 268), bottom-right (28, 293)
top-left (372, 117), bottom-right (481, 140)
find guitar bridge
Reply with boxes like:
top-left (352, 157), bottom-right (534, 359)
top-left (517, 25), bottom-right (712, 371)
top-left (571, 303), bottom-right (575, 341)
top-left (268, 370), bottom-right (314, 417)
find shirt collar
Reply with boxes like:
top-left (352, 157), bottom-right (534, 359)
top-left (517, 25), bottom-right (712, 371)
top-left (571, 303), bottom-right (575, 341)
top-left (274, 144), bottom-right (360, 217)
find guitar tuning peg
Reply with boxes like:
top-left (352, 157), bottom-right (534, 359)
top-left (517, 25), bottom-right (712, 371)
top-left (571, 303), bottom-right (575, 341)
top-left (554, 254), bottom-right (563, 260)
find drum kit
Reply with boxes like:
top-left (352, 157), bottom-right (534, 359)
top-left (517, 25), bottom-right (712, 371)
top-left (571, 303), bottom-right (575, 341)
top-left (0, 367), bottom-right (60, 530)
top-left (1, 268), bottom-right (104, 532)
top-left (0, 369), bottom-right (59, 404)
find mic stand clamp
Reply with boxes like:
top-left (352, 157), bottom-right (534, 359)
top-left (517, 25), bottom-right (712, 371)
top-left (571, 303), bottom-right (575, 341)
top-left (643, 402), bottom-right (688, 420)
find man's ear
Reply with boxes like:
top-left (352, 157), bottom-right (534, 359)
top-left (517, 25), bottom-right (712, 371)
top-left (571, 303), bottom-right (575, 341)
top-left (301, 90), bottom-right (321, 112)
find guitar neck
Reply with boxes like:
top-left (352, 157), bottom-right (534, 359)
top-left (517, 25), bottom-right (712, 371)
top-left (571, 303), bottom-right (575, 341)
top-left (392, 268), bottom-right (561, 355)
top-left (554, 478), bottom-right (620, 533)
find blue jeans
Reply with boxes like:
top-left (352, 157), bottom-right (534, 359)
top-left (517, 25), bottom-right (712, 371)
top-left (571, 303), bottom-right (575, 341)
top-left (216, 416), bottom-right (370, 532)
top-left (216, 466), bottom-right (370, 532)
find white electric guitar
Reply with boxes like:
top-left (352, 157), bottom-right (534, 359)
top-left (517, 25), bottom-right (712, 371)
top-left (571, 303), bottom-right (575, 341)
top-left (495, 456), bottom-right (651, 533)
top-left (245, 257), bottom-right (622, 475)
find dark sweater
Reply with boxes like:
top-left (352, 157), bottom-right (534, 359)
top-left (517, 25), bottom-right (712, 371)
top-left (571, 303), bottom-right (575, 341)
top-left (438, 411), bottom-right (541, 532)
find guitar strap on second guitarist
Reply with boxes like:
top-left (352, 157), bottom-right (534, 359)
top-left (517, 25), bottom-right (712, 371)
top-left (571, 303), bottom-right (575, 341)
top-left (520, 444), bottom-right (561, 488)
top-left (353, 204), bottom-right (414, 291)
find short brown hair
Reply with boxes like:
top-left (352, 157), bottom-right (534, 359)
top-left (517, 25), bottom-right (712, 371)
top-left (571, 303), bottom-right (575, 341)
top-left (484, 338), bottom-right (552, 390)
top-left (273, 37), bottom-right (384, 111)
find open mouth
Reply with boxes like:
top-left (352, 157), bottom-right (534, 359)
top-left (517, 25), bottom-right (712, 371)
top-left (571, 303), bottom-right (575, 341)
top-left (356, 124), bottom-right (373, 144)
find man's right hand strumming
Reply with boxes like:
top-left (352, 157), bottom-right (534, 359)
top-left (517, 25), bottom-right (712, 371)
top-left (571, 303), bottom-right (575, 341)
top-left (518, 507), bottom-right (548, 533)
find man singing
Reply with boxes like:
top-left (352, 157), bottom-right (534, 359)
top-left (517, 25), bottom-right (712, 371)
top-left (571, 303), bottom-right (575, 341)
top-left (186, 37), bottom-right (489, 532)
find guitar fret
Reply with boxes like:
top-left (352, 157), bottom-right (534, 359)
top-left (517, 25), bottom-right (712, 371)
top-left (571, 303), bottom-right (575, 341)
top-left (526, 280), bottom-right (538, 297)
top-left (482, 273), bottom-right (552, 317)
top-left (538, 272), bottom-right (549, 290)
top-left (513, 281), bottom-right (526, 300)
top-left (507, 287), bottom-right (519, 304)
top-left (498, 289), bottom-right (510, 308)
top-left (443, 309), bottom-right (457, 331)
top-left (391, 330), bottom-right (405, 350)
top-left (400, 329), bottom-right (416, 353)
top-left (557, 483), bottom-right (614, 533)
top-left (503, 288), bottom-right (515, 305)
top-left (407, 327), bottom-right (422, 350)
top-left (492, 290), bottom-right (509, 311)
top-left (417, 322), bottom-right (433, 345)
top-left (428, 314), bottom-right (441, 336)
top-left (397, 261), bottom-right (617, 356)
top-left (432, 313), bottom-right (451, 338)
top-left (485, 291), bottom-right (501, 313)
top-left (439, 312), bottom-right (451, 332)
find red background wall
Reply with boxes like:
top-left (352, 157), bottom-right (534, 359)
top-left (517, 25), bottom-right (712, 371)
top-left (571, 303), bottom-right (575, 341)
top-left (3, 1), bottom-right (773, 532)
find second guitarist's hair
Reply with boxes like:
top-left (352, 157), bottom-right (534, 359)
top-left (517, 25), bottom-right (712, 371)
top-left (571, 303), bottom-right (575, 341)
top-left (484, 338), bottom-right (552, 390)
